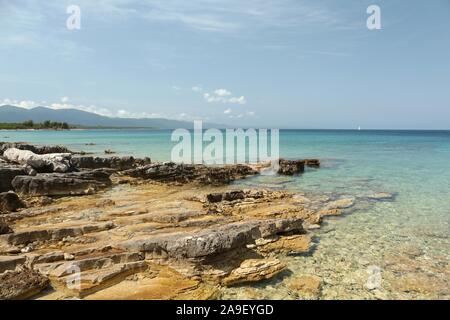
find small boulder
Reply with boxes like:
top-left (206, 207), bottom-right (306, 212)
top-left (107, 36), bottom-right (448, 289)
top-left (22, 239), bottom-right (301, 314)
top-left (0, 191), bottom-right (25, 213)
top-left (325, 197), bottom-right (355, 210)
top-left (304, 159), bottom-right (320, 168)
top-left (0, 217), bottom-right (12, 234)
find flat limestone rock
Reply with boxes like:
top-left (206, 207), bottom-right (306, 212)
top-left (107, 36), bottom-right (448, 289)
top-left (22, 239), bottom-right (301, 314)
top-left (222, 258), bottom-right (286, 286)
top-left (53, 261), bottom-right (148, 298)
top-left (0, 255), bottom-right (26, 273)
top-left (46, 252), bottom-right (143, 278)
top-left (2, 221), bottom-right (115, 246)
top-left (118, 218), bottom-right (304, 259)
top-left (84, 265), bottom-right (218, 300)
top-left (12, 170), bottom-right (112, 196)
top-left (0, 268), bottom-right (49, 300)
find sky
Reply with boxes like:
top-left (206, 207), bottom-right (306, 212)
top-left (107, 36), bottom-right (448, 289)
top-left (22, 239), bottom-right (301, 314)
top-left (0, 0), bottom-right (449, 129)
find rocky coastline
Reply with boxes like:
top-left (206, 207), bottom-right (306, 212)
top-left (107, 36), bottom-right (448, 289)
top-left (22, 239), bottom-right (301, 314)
top-left (0, 141), bottom-right (355, 300)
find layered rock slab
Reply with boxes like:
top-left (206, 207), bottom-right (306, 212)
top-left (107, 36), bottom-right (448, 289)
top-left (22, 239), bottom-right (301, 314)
top-left (12, 170), bottom-right (113, 196)
top-left (122, 162), bottom-right (257, 185)
top-left (118, 218), bottom-right (305, 259)
top-left (1, 221), bottom-right (115, 245)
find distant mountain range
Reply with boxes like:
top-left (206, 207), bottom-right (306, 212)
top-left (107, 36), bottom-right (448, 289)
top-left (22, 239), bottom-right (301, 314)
top-left (0, 105), bottom-right (218, 129)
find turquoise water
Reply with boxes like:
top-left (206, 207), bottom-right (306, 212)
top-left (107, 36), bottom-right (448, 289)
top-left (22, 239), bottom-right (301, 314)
top-left (2, 129), bottom-right (449, 299)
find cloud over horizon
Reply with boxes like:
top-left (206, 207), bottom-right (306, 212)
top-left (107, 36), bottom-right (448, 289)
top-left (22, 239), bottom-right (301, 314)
top-left (0, 98), bottom-right (205, 121)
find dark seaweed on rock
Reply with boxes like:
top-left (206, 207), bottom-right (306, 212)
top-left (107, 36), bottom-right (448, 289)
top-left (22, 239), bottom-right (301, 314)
top-left (122, 162), bottom-right (258, 185)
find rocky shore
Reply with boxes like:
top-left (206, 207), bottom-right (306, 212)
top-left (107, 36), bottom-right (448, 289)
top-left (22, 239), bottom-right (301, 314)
top-left (0, 141), bottom-right (360, 300)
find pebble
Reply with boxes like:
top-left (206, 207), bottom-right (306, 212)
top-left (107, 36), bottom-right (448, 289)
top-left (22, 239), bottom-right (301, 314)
top-left (64, 253), bottom-right (75, 261)
top-left (21, 246), bottom-right (33, 253)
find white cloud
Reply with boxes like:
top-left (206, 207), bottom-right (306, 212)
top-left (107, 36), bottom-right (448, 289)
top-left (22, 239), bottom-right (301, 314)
top-left (192, 85), bottom-right (203, 92)
top-left (61, 97), bottom-right (69, 103)
top-left (224, 108), bottom-right (232, 114)
top-left (228, 96), bottom-right (247, 105)
top-left (202, 89), bottom-right (247, 105)
top-left (2, 1), bottom-right (354, 38)
top-left (1, 98), bottom-right (206, 121)
top-left (214, 89), bottom-right (231, 97)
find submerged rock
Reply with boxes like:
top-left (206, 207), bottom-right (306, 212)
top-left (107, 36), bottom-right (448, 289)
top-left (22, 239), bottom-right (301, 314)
top-left (286, 274), bottom-right (322, 299)
top-left (325, 197), bottom-right (355, 210)
top-left (222, 258), bottom-right (286, 286)
top-left (0, 268), bottom-right (49, 300)
top-left (12, 169), bottom-right (113, 196)
top-left (278, 159), bottom-right (305, 175)
top-left (0, 191), bottom-right (25, 213)
top-left (367, 192), bottom-right (396, 201)
top-left (304, 159), bottom-right (320, 168)
top-left (3, 148), bottom-right (72, 173)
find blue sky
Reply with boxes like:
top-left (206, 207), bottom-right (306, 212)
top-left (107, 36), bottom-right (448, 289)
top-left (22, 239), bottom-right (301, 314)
top-left (0, 0), bottom-right (449, 129)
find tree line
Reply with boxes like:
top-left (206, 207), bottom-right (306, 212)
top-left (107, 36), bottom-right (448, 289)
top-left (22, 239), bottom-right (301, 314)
top-left (0, 120), bottom-right (71, 130)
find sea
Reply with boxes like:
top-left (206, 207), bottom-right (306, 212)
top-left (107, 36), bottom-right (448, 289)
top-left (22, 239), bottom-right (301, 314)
top-left (2, 129), bottom-right (449, 299)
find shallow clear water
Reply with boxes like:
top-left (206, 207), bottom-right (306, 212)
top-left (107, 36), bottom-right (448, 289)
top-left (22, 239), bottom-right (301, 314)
top-left (2, 129), bottom-right (449, 299)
